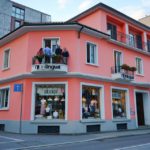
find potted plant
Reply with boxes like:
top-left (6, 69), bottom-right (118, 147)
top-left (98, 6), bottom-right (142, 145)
top-left (52, 55), bottom-right (62, 63)
top-left (130, 67), bottom-right (137, 72)
top-left (121, 64), bottom-right (130, 70)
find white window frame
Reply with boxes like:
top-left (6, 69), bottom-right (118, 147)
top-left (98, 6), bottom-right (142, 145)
top-left (80, 82), bottom-right (105, 121)
top-left (113, 50), bottom-right (123, 69)
top-left (0, 86), bottom-right (10, 110)
top-left (135, 57), bottom-right (144, 75)
top-left (111, 86), bottom-right (130, 120)
top-left (42, 37), bottom-right (60, 54)
top-left (31, 82), bottom-right (68, 121)
top-left (129, 33), bottom-right (135, 47)
top-left (86, 42), bottom-right (98, 66)
top-left (3, 48), bottom-right (11, 70)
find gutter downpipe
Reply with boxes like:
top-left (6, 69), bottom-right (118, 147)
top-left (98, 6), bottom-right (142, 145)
top-left (78, 25), bottom-right (84, 39)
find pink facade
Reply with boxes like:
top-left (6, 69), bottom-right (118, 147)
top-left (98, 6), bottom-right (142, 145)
top-left (0, 3), bottom-right (150, 134)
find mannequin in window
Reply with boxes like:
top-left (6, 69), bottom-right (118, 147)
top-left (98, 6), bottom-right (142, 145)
top-left (60, 97), bottom-right (65, 116)
top-left (47, 97), bottom-right (53, 111)
top-left (53, 110), bottom-right (59, 119)
top-left (118, 105), bottom-right (123, 117)
top-left (40, 97), bottom-right (46, 115)
top-left (82, 105), bottom-right (90, 119)
top-left (53, 96), bottom-right (59, 110)
top-left (45, 104), bottom-right (50, 117)
top-left (82, 97), bottom-right (86, 108)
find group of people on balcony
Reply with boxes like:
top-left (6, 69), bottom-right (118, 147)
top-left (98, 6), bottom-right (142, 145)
top-left (34, 45), bottom-right (69, 65)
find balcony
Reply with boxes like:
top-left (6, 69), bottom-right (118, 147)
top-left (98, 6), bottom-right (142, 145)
top-left (32, 55), bottom-right (68, 73)
top-left (111, 66), bottom-right (135, 81)
top-left (108, 30), bottom-right (150, 53)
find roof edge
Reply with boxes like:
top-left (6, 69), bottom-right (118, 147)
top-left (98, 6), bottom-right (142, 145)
top-left (68, 3), bottom-right (150, 31)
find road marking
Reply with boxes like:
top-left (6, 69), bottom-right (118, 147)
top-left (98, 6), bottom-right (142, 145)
top-left (0, 140), bottom-right (23, 144)
top-left (114, 142), bottom-right (150, 150)
top-left (5, 137), bottom-right (109, 150)
top-left (0, 135), bottom-right (23, 142)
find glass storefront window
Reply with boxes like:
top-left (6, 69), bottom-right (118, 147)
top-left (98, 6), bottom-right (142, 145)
top-left (82, 85), bottom-right (100, 119)
top-left (112, 89), bottom-right (126, 118)
top-left (34, 84), bottom-right (65, 120)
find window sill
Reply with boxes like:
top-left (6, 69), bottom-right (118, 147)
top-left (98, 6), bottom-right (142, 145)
top-left (80, 119), bottom-right (105, 123)
top-left (0, 108), bottom-right (9, 111)
top-left (2, 67), bottom-right (10, 71)
top-left (30, 119), bottom-right (67, 124)
top-left (86, 63), bottom-right (99, 67)
top-left (136, 73), bottom-right (144, 77)
top-left (112, 118), bottom-right (131, 122)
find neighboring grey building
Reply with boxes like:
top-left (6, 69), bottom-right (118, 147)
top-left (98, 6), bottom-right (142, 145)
top-left (0, 0), bottom-right (51, 37)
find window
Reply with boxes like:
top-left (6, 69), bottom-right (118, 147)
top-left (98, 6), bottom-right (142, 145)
top-left (107, 23), bottom-right (117, 40)
top-left (34, 84), bottom-right (66, 120)
top-left (0, 87), bottom-right (10, 109)
top-left (12, 6), bottom-right (25, 20)
top-left (147, 40), bottom-right (150, 52)
top-left (112, 89), bottom-right (127, 118)
top-left (15, 21), bottom-right (21, 29)
top-left (43, 38), bottom-right (59, 54)
top-left (3, 49), bottom-right (10, 69)
top-left (114, 51), bottom-right (122, 73)
top-left (86, 42), bottom-right (97, 65)
top-left (129, 34), bottom-right (135, 47)
top-left (82, 85), bottom-right (100, 119)
top-left (136, 35), bottom-right (143, 49)
top-left (136, 57), bottom-right (143, 75)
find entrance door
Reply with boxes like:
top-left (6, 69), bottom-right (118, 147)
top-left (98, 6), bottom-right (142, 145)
top-left (136, 93), bottom-right (145, 126)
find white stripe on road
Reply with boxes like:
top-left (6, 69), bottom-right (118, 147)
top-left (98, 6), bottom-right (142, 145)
top-left (114, 142), bottom-right (150, 150)
top-left (5, 137), bottom-right (109, 150)
top-left (0, 135), bottom-right (23, 142)
top-left (0, 140), bottom-right (23, 144)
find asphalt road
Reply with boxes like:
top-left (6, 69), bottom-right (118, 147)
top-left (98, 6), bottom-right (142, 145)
top-left (0, 132), bottom-right (150, 150)
top-left (31, 134), bottom-right (150, 150)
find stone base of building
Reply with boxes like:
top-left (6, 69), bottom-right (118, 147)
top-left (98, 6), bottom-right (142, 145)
top-left (0, 119), bottom-right (137, 134)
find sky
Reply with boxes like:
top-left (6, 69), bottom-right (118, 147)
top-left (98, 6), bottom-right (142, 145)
top-left (12, 0), bottom-right (150, 21)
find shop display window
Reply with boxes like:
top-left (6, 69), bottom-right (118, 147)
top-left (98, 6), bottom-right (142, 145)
top-left (82, 85), bottom-right (100, 119)
top-left (34, 84), bottom-right (65, 120)
top-left (112, 89), bottom-right (126, 118)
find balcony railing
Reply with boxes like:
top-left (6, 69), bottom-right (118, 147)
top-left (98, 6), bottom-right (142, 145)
top-left (108, 31), bottom-right (150, 53)
top-left (32, 55), bottom-right (68, 73)
top-left (111, 66), bottom-right (135, 81)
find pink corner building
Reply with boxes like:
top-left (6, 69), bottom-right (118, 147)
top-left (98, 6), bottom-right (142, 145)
top-left (0, 3), bottom-right (150, 134)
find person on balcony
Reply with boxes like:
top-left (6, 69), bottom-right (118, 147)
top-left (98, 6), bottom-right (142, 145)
top-left (36, 48), bottom-right (44, 64)
top-left (55, 45), bottom-right (62, 55)
top-left (43, 45), bottom-right (52, 63)
top-left (62, 48), bottom-right (69, 64)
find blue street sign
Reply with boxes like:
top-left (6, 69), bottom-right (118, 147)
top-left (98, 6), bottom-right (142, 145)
top-left (14, 84), bottom-right (23, 92)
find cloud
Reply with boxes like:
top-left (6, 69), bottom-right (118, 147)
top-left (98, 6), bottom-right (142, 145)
top-left (78, 0), bottom-right (93, 11)
top-left (119, 6), bottom-right (146, 20)
top-left (140, 0), bottom-right (150, 7)
top-left (58, 0), bottom-right (69, 9)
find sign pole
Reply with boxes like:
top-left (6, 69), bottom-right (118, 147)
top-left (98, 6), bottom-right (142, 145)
top-left (19, 84), bottom-right (23, 134)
